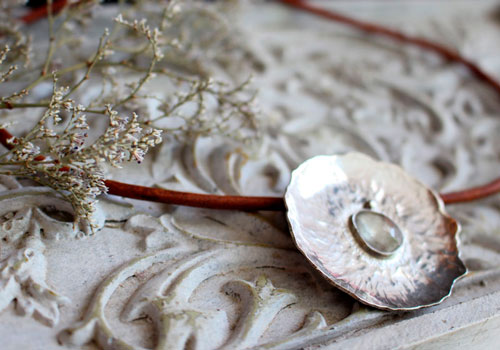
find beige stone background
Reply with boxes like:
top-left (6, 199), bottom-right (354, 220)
top-left (1, 1), bottom-right (500, 349)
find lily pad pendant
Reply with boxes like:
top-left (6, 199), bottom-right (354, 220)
top-left (284, 153), bottom-right (466, 311)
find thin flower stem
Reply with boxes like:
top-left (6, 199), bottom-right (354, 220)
top-left (41, 0), bottom-right (56, 77)
top-left (16, 59), bottom-right (192, 93)
top-left (150, 86), bottom-right (204, 122)
top-left (0, 102), bottom-right (105, 116)
top-left (63, 34), bottom-right (108, 99)
top-left (23, 75), bottom-right (47, 92)
top-left (22, 0), bottom-right (66, 92)
top-left (84, 109), bottom-right (107, 115)
top-left (113, 50), bottom-right (158, 108)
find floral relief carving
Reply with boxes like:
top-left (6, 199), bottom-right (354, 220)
top-left (0, 237), bottom-right (68, 327)
top-left (2, 2), bottom-right (500, 349)
top-left (0, 175), bottom-right (133, 327)
top-left (58, 213), bottom-right (355, 349)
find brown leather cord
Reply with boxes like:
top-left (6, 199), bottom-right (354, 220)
top-left (279, 0), bottom-right (500, 97)
top-left (21, 0), bottom-right (68, 24)
top-left (4, 0), bottom-right (499, 210)
top-left (105, 180), bottom-right (286, 211)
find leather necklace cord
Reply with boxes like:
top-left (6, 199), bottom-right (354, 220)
top-left (3, 0), bottom-right (500, 210)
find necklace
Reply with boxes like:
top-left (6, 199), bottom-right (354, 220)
top-left (9, 0), bottom-right (500, 311)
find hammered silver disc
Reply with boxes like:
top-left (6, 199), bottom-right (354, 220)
top-left (284, 153), bottom-right (466, 311)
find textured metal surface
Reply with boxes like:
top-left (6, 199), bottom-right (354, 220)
top-left (284, 153), bottom-right (467, 310)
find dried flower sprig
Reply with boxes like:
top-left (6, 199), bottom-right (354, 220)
top-left (0, 0), bottom-right (259, 228)
top-left (0, 75), bottom-right (162, 227)
top-left (151, 76), bottom-right (259, 141)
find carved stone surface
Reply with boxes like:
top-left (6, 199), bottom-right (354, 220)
top-left (2, 1), bottom-right (500, 349)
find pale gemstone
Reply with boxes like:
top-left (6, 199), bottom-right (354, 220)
top-left (351, 210), bottom-right (403, 256)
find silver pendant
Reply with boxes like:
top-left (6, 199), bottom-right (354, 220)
top-left (284, 153), bottom-right (466, 311)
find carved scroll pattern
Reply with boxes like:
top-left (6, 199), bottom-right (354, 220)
top-left (58, 211), bottom-right (366, 350)
top-left (2, 2), bottom-right (500, 349)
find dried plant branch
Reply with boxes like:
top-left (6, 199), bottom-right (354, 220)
top-left (0, 0), bottom-right (260, 229)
